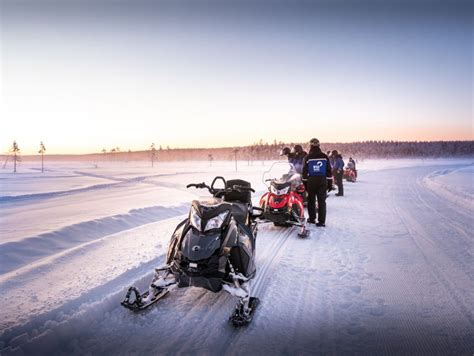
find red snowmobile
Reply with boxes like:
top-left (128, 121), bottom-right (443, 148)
top-left (343, 168), bottom-right (357, 182)
top-left (259, 162), bottom-right (308, 237)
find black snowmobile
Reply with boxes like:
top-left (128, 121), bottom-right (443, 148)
top-left (121, 177), bottom-right (262, 326)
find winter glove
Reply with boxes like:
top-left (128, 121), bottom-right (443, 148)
top-left (327, 178), bottom-right (333, 192)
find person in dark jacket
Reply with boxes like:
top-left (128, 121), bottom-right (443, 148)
top-left (280, 147), bottom-right (292, 159)
top-left (333, 154), bottom-right (345, 196)
top-left (302, 138), bottom-right (333, 226)
top-left (329, 150), bottom-right (338, 170)
top-left (281, 145), bottom-right (307, 174)
top-left (347, 157), bottom-right (357, 178)
top-left (289, 144), bottom-right (307, 174)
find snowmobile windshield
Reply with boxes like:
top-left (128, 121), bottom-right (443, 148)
top-left (263, 161), bottom-right (297, 186)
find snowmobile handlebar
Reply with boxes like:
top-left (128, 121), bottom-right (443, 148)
top-left (186, 183), bottom-right (209, 190)
top-left (186, 181), bottom-right (254, 195)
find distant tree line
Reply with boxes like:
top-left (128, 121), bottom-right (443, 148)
top-left (3, 140), bottom-right (473, 166)
top-left (91, 140), bottom-right (474, 161)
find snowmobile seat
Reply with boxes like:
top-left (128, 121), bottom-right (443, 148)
top-left (231, 202), bottom-right (249, 224)
top-left (224, 179), bottom-right (252, 204)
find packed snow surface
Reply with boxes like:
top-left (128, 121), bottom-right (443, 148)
top-left (0, 159), bottom-right (473, 355)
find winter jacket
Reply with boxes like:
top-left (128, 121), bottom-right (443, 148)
top-left (348, 159), bottom-right (356, 170)
top-left (289, 151), bottom-right (307, 174)
top-left (334, 156), bottom-right (345, 172)
top-left (302, 146), bottom-right (332, 181)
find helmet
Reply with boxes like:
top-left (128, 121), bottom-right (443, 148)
top-left (280, 147), bottom-right (291, 156)
top-left (331, 150), bottom-right (338, 156)
top-left (309, 138), bottom-right (320, 147)
top-left (293, 144), bottom-right (303, 154)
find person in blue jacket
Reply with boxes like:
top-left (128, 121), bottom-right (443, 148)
top-left (333, 153), bottom-right (345, 196)
top-left (289, 144), bottom-right (307, 174)
top-left (302, 138), bottom-right (333, 226)
top-left (280, 145), bottom-right (307, 174)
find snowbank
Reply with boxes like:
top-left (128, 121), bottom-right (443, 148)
top-left (422, 164), bottom-right (474, 211)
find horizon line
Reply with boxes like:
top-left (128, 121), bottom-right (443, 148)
top-left (3, 139), bottom-right (473, 157)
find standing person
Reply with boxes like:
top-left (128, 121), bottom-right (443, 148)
top-left (290, 144), bottom-right (307, 174)
top-left (302, 138), bottom-right (333, 227)
top-left (280, 145), bottom-right (307, 174)
top-left (280, 147), bottom-right (293, 160)
top-left (329, 150), bottom-right (338, 170)
top-left (334, 153), bottom-right (345, 196)
top-left (348, 156), bottom-right (357, 178)
top-left (280, 147), bottom-right (296, 173)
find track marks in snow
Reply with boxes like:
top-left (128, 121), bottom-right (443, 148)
top-left (252, 226), bottom-right (294, 297)
top-left (392, 183), bottom-right (474, 327)
top-left (0, 255), bottom-right (167, 354)
top-left (173, 226), bottom-right (295, 355)
top-left (0, 204), bottom-right (188, 274)
top-left (0, 181), bottom-right (123, 204)
top-left (0, 214), bottom-right (196, 355)
top-left (0, 170), bottom-right (204, 204)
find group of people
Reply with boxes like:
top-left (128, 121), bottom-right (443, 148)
top-left (281, 138), bottom-right (355, 227)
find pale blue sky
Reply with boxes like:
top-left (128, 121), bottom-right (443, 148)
top-left (1, 0), bottom-right (472, 154)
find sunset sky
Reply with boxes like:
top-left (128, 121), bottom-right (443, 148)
top-left (1, 0), bottom-right (472, 154)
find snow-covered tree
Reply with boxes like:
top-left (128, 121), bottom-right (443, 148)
top-left (232, 148), bottom-right (239, 171)
top-left (11, 141), bottom-right (20, 173)
top-left (38, 141), bottom-right (46, 173)
top-left (150, 143), bottom-right (157, 167)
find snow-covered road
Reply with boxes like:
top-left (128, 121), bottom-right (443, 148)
top-left (1, 160), bottom-right (473, 355)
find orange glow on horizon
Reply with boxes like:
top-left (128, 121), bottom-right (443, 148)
top-left (4, 123), bottom-right (472, 156)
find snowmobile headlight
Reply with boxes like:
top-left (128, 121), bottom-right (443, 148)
top-left (204, 211), bottom-right (229, 231)
top-left (190, 207), bottom-right (202, 230)
top-left (270, 185), bottom-right (290, 196)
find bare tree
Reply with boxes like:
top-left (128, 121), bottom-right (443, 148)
top-left (232, 148), bottom-right (239, 172)
top-left (38, 141), bottom-right (46, 172)
top-left (11, 141), bottom-right (20, 173)
top-left (150, 143), bottom-right (157, 167)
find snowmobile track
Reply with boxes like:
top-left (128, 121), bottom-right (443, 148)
top-left (221, 226), bottom-right (295, 352)
top-left (252, 226), bottom-right (294, 297)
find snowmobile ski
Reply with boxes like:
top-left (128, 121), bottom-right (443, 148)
top-left (229, 297), bottom-right (260, 327)
top-left (121, 286), bottom-right (169, 311)
top-left (298, 226), bottom-right (310, 238)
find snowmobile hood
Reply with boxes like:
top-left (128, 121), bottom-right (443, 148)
top-left (181, 228), bottom-right (222, 261)
top-left (192, 199), bottom-right (232, 219)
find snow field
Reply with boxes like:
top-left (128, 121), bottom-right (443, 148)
top-left (0, 159), bottom-right (473, 355)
